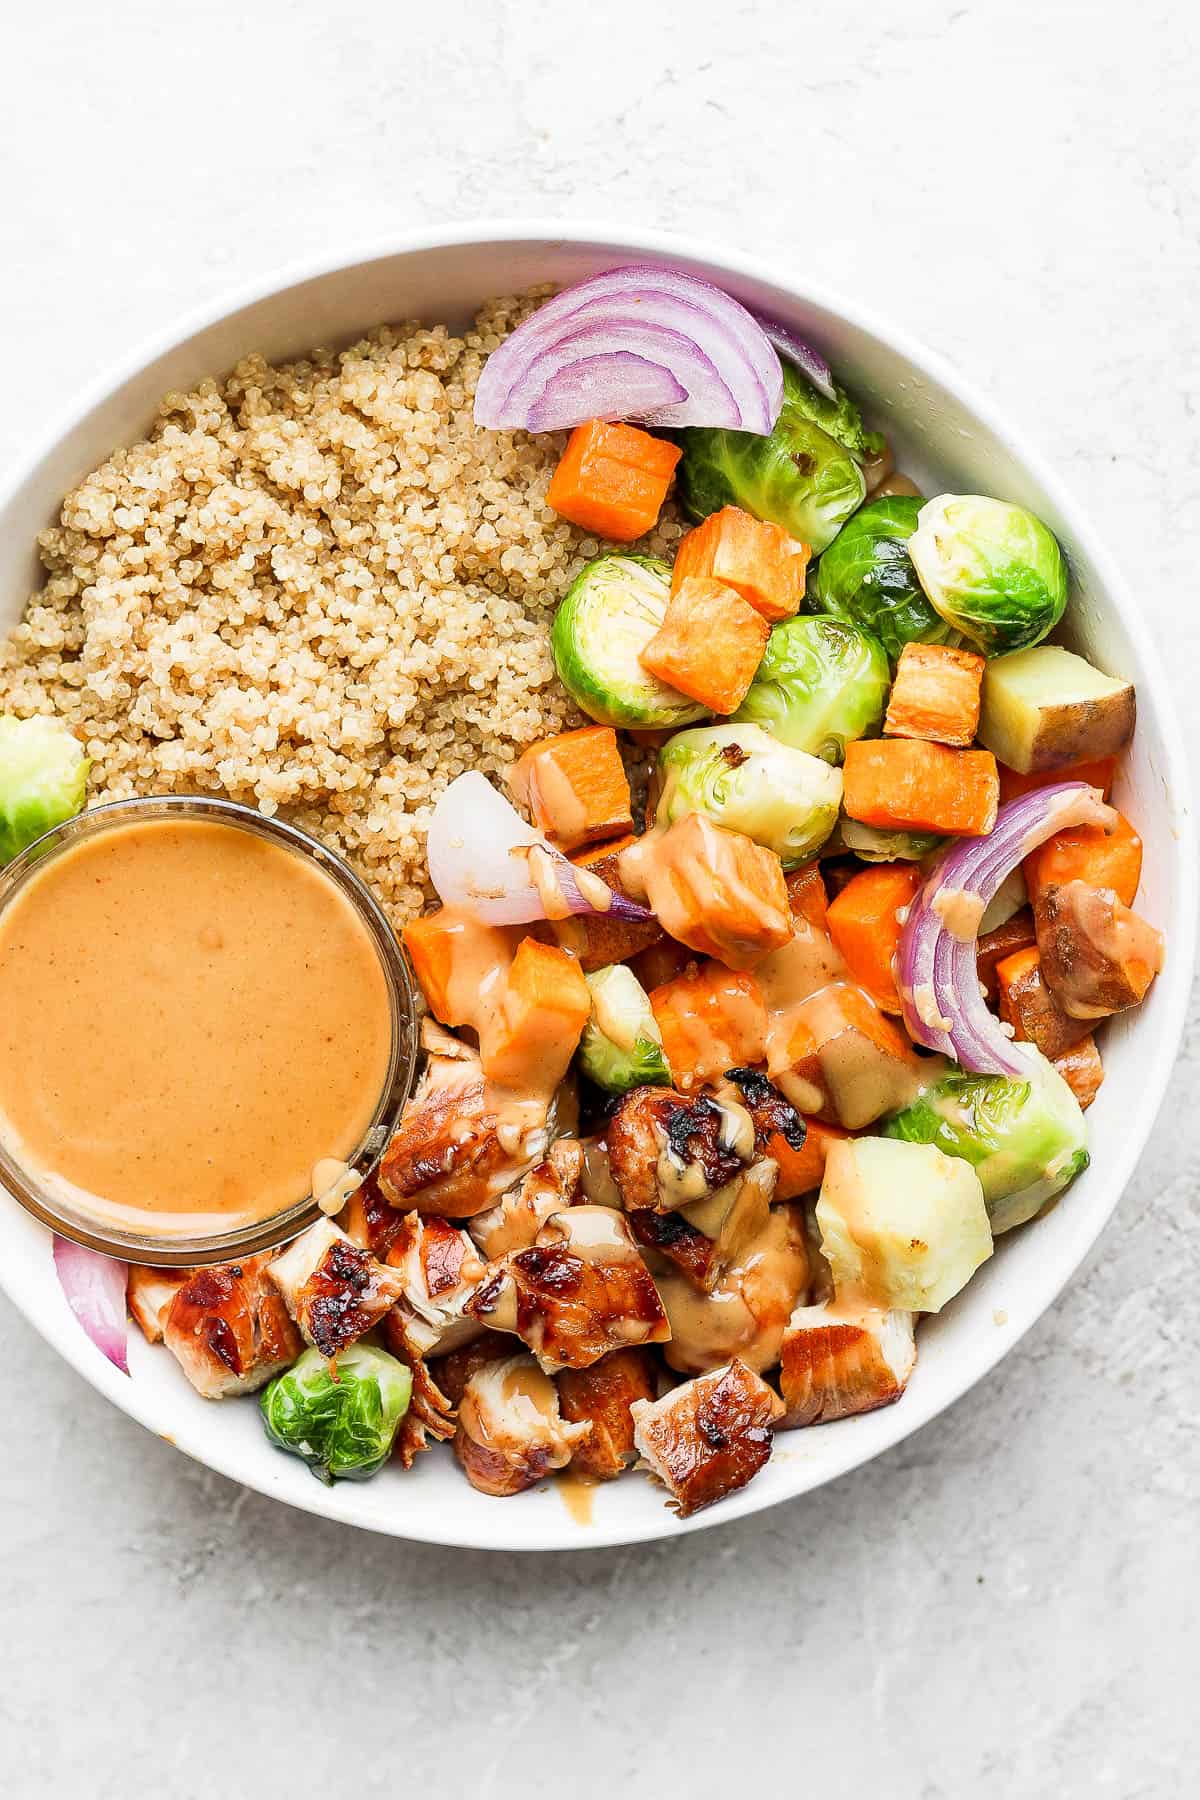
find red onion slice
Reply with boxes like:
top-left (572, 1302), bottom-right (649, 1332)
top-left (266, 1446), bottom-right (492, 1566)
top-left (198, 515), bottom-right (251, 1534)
top-left (53, 1235), bottom-right (129, 1374)
top-left (755, 316), bottom-right (837, 403)
top-left (474, 265), bottom-right (783, 435)
top-left (427, 772), bottom-right (652, 926)
top-left (897, 782), bottom-right (1116, 1076)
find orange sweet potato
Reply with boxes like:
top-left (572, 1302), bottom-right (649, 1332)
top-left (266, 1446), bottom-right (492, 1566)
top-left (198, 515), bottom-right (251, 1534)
top-left (842, 739), bottom-right (999, 837)
top-left (994, 945), bottom-right (1092, 1059)
top-left (1024, 809), bottom-right (1142, 909)
top-left (671, 506), bottom-right (809, 622)
top-left (509, 726), bottom-right (632, 853)
top-left (766, 1116), bottom-right (852, 1200)
top-left (976, 907), bottom-right (1037, 1004)
top-left (770, 982), bottom-right (925, 1130)
top-left (826, 865), bottom-right (922, 1013)
top-left (481, 937), bottom-right (590, 1092)
top-left (883, 643), bottom-right (986, 748)
top-left (546, 419), bottom-right (680, 542)
top-left (997, 755), bottom-right (1117, 806)
top-left (403, 909), bottom-right (516, 1028)
top-left (627, 813), bottom-right (792, 970)
top-left (785, 860), bottom-right (829, 932)
top-left (649, 964), bottom-right (768, 1091)
top-left (639, 576), bottom-right (770, 715)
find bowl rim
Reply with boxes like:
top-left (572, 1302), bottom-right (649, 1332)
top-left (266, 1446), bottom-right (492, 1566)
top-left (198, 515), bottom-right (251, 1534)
top-left (0, 217), bottom-right (1194, 1552)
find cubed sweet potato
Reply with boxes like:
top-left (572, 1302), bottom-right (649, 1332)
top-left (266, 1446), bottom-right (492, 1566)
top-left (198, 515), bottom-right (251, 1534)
top-left (994, 944), bottom-right (1092, 1058)
top-left (766, 1116), bottom-right (852, 1200)
top-left (649, 963), bottom-right (768, 1091)
top-left (1024, 810), bottom-right (1143, 909)
top-left (785, 860), bottom-right (829, 932)
top-left (570, 836), bottom-right (664, 973)
top-left (624, 813), bottom-right (792, 971)
top-left (546, 419), bottom-right (681, 542)
top-left (842, 739), bottom-right (999, 837)
top-left (403, 909), bottom-right (516, 1027)
top-left (884, 643), bottom-right (986, 748)
top-left (671, 506), bottom-right (810, 622)
top-left (997, 754), bottom-right (1117, 806)
top-left (770, 982), bottom-right (925, 1130)
top-left (639, 576), bottom-right (770, 715)
top-left (826, 865), bottom-right (922, 1013)
top-left (481, 937), bottom-right (590, 1091)
top-left (509, 726), bottom-right (632, 853)
top-left (976, 907), bottom-right (1037, 1004)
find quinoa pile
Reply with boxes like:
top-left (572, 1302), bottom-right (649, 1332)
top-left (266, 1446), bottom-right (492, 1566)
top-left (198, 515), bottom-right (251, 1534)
top-left (0, 292), bottom-right (682, 923)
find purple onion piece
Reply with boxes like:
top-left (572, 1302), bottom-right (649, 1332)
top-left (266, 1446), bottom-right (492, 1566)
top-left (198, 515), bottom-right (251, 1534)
top-left (52, 1235), bottom-right (129, 1374)
top-left (897, 783), bottom-right (1116, 1076)
top-left (754, 316), bottom-right (837, 402)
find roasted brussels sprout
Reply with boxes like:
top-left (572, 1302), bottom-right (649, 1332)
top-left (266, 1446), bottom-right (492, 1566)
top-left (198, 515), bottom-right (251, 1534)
top-left (837, 818), bottom-right (945, 863)
top-left (579, 964), bottom-right (671, 1094)
top-left (732, 616), bottom-right (890, 763)
top-left (907, 495), bottom-right (1068, 657)
top-left (677, 364), bottom-right (873, 554)
top-left (655, 721), bottom-right (842, 867)
top-left (259, 1343), bottom-right (412, 1484)
top-left (813, 496), bottom-right (960, 662)
top-left (881, 1050), bottom-right (1088, 1235)
top-left (551, 554), bottom-right (707, 729)
top-left (0, 714), bottom-right (89, 864)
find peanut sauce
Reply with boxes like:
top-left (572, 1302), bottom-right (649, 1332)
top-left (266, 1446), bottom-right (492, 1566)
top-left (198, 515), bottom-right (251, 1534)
top-left (0, 817), bottom-right (392, 1237)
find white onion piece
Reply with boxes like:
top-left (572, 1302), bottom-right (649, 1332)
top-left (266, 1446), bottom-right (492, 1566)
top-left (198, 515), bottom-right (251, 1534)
top-left (52, 1236), bottom-right (129, 1374)
top-left (426, 772), bottom-right (651, 926)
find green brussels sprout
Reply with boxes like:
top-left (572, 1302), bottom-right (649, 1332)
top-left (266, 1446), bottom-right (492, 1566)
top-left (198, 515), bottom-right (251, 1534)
top-left (579, 964), bottom-right (671, 1094)
top-left (732, 616), bottom-right (890, 763)
top-left (881, 1049), bottom-right (1088, 1235)
top-left (0, 714), bottom-right (90, 864)
top-left (551, 554), bottom-right (707, 729)
top-left (838, 818), bottom-right (946, 863)
top-left (813, 496), bottom-right (961, 662)
top-left (907, 495), bottom-right (1068, 657)
top-left (260, 1343), bottom-right (412, 1484)
top-left (656, 720), bottom-right (841, 867)
top-left (677, 364), bottom-right (872, 554)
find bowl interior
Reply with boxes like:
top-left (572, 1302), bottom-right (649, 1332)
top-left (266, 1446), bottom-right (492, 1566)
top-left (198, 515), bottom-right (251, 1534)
top-left (0, 228), bottom-right (1193, 1550)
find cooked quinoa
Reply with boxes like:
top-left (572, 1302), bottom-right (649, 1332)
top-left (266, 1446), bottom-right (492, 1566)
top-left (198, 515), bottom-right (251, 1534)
top-left (0, 292), bottom-right (683, 923)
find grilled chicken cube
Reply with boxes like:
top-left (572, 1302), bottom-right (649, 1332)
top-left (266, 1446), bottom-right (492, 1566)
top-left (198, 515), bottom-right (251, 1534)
top-left (341, 1175), bottom-right (407, 1261)
top-left (778, 1299), bottom-right (916, 1428)
top-left (454, 1353), bottom-right (591, 1497)
top-left (631, 1358), bottom-right (784, 1517)
top-left (381, 1312), bottom-right (457, 1468)
top-left (676, 1157), bottom-right (777, 1288)
top-left (127, 1266), bottom-right (190, 1343)
top-left (467, 1205), bottom-right (671, 1372)
top-left (431, 1329), bottom-right (520, 1405)
top-left (556, 1347), bottom-right (659, 1481)
top-left (161, 1257), bottom-right (301, 1399)
top-left (385, 1212), bottom-right (487, 1358)
top-left (267, 1218), bottom-right (405, 1357)
top-left (653, 1201), bottom-right (810, 1375)
top-left (377, 1041), bottom-right (554, 1217)
top-left (606, 1086), bottom-right (756, 1214)
top-left (468, 1138), bottom-right (584, 1259)
top-left (627, 1208), bottom-right (714, 1289)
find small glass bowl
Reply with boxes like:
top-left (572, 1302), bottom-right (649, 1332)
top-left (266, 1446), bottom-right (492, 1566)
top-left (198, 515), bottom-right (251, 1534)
top-left (0, 795), bottom-right (419, 1266)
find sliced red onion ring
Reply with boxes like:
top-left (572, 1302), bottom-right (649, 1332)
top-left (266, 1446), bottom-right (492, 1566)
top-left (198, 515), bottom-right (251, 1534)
top-left (754, 316), bottom-right (837, 403)
top-left (474, 265), bottom-right (783, 435)
top-left (427, 771), bottom-right (652, 926)
top-left (53, 1235), bottom-right (129, 1374)
top-left (897, 783), bottom-right (1116, 1076)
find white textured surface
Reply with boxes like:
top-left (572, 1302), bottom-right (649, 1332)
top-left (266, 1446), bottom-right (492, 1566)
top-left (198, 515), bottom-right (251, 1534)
top-left (2, 1), bottom-right (1198, 1793)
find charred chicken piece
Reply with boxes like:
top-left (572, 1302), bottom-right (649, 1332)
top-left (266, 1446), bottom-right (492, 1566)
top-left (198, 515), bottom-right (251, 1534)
top-left (628, 1208), bottom-right (714, 1289)
top-left (654, 1201), bottom-right (810, 1375)
top-left (606, 1087), bottom-right (755, 1214)
top-left (468, 1138), bottom-right (584, 1259)
top-left (777, 1300), bottom-right (916, 1428)
top-left (431, 1329), bottom-right (520, 1406)
top-left (161, 1256), bottom-right (301, 1399)
top-left (556, 1347), bottom-right (659, 1481)
top-left (468, 1205), bottom-right (671, 1372)
top-left (630, 1358), bottom-right (784, 1517)
top-left (267, 1219), bottom-right (405, 1358)
top-left (376, 1041), bottom-right (554, 1217)
top-left (381, 1311), bottom-right (457, 1468)
top-left (385, 1212), bottom-right (487, 1358)
top-left (1034, 880), bottom-right (1163, 1020)
top-left (454, 1353), bottom-right (590, 1497)
top-left (341, 1175), bottom-right (407, 1261)
top-left (127, 1266), bottom-right (190, 1343)
top-left (721, 1067), bottom-right (807, 1161)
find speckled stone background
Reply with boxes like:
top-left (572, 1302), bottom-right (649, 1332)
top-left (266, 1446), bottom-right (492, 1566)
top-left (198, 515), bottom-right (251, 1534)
top-left (2, 3), bottom-right (1198, 1794)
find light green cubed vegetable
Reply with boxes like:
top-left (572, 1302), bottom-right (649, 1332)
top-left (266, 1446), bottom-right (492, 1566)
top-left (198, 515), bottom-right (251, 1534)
top-left (0, 714), bottom-right (90, 864)
top-left (816, 1135), bottom-right (993, 1313)
top-left (731, 615), bottom-right (890, 763)
top-left (677, 363), bottom-right (875, 554)
top-left (813, 495), bottom-right (961, 662)
top-left (259, 1343), bottom-right (412, 1484)
top-left (837, 817), bottom-right (946, 863)
top-left (551, 553), bottom-right (708, 730)
top-left (655, 720), bottom-right (842, 867)
top-left (579, 964), bottom-right (671, 1094)
top-left (907, 494), bottom-right (1068, 657)
top-left (880, 1049), bottom-right (1088, 1236)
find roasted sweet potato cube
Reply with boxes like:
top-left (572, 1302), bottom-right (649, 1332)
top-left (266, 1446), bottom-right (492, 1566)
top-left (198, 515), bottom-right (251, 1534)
top-left (785, 860), bottom-right (829, 932)
top-left (1024, 810), bottom-right (1143, 909)
top-left (1033, 881), bottom-right (1163, 1020)
top-left (770, 982), bottom-right (925, 1130)
top-left (976, 907), bottom-right (1037, 1004)
top-left (826, 864), bottom-right (923, 1013)
top-left (842, 739), bottom-right (999, 837)
top-left (994, 945), bottom-right (1092, 1058)
top-left (556, 1347), bottom-right (659, 1481)
top-left (623, 813), bottom-right (792, 970)
top-left (403, 908), bottom-right (516, 1027)
top-left (649, 963), bottom-right (768, 1091)
top-left (481, 937), bottom-right (590, 1091)
top-left (672, 506), bottom-right (810, 622)
top-left (639, 576), bottom-right (770, 714)
top-left (1053, 1034), bottom-right (1105, 1110)
top-left (997, 754), bottom-right (1117, 806)
top-left (546, 419), bottom-right (681, 542)
top-left (509, 726), bottom-right (632, 853)
top-left (884, 643), bottom-right (986, 748)
top-left (763, 1116), bottom-right (852, 1200)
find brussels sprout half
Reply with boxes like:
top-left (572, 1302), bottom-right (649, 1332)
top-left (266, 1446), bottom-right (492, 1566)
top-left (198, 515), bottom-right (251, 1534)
top-left (813, 496), bottom-right (960, 662)
top-left (732, 615), bottom-right (890, 764)
top-left (677, 363), bottom-right (873, 554)
top-left (0, 714), bottom-right (90, 864)
top-left (881, 1049), bottom-right (1088, 1235)
top-left (837, 818), bottom-right (946, 863)
top-left (579, 964), bottom-right (671, 1095)
top-left (551, 554), bottom-right (708, 729)
top-left (907, 495), bottom-right (1068, 657)
top-left (655, 720), bottom-right (842, 868)
top-left (260, 1343), bottom-right (413, 1484)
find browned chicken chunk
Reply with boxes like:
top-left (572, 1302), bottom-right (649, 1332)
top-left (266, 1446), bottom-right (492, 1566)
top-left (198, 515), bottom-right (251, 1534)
top-left (627, 1208), bottom-right (714, 1289)
top-left (267, 1219), bottom-right (405, 1357)
top-left (454, 1353), bottom-right (590, 1497)
top-left (382, 1312), bottom-right (457, 1468)
top-left (385, 1212), bottom-right (487, 1357)
top-left (161, 1256), bottom-right (301, 1399)
top-left (431, 1329), bottom-right (520, 1405)
top-left (1034, 880), bottom-right (1163, 1020)
top-left (653, 1201), bottom-right (810, 1375)
top-left (777, 1300), bottom-right (916, 1428)
top-left (556, 1347), bottom-right (659, 1481)
top-left (606, 1086), bottom-right (755, 1214)
top-left (468, 1138), bottom-right (584, 1259)
top-left (467, 1205), bottom-right (671, 1371)
top-left (127, 1266), bottom-right (189, 1343)
top-left (630, 1358), bottom-right (784, 1517)
top-left (341, 1175), bottom-right (407, 1261)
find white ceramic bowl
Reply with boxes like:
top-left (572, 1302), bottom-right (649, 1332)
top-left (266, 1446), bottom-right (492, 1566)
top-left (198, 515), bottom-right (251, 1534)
top-left (0, 224), bottom-right (1194, 1551)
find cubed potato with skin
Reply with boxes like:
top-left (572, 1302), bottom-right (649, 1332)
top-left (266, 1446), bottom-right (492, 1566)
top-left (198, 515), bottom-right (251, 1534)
top-left (778, 1298), bottom-right (916, 1428)
top-left (995, 943), bottom-right (1093, 1058)
top-left (816, 1136), bottom-right (993, 1313)
top-left (1034, 880), bottom-right (1163, 1020)
top-left (978, 646), bottom-right (1135, 774)
top-left (769, 981), bottom-right (927, 1130)
top-left (630, 1358), bottom-right (785, 1516)
top-left (570, 837), bottom-right (664, 972)
top-left (1053, 1034), bottom-right (1105, 1110)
